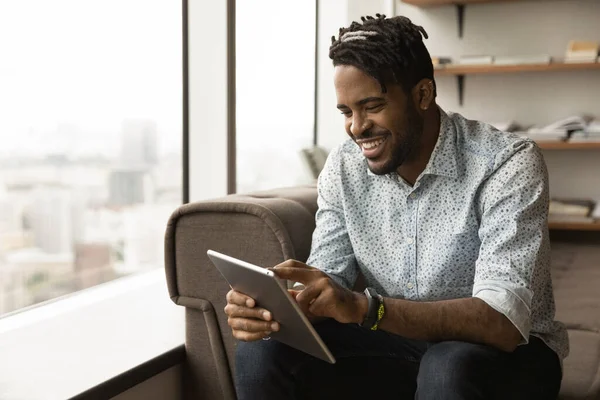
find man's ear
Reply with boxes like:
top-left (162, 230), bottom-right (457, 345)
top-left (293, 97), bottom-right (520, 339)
top-left (412, 78), bottom-right (435, 111)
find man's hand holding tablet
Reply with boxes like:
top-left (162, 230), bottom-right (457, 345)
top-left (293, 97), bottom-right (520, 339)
top-left (224, 289), bottom-right (281, 342)
top-left (223, 258), bottom-right (368, 342)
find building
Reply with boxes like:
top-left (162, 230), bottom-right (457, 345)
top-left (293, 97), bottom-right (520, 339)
top-left (117, 204), bottom-right (173, 274)
top-left (108, 167), bottom-right (154, 207)
top-left (119, 120), bottom-right (158, 168)
top-left (30, 185), bottom-right (74, 254)
top-left (74, 243), bottom-right (115, 290)
top-left (0, 249), bottom-right (74, 314)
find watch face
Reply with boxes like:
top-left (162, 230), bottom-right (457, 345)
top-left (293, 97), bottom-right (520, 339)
top-left (365, 287), bottom-right (378, 298)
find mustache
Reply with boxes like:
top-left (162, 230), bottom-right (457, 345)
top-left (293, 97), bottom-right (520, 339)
top-left (354, 129), bottom-right (390, 140)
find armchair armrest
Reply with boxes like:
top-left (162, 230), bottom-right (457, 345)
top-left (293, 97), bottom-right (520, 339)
top-left (164, 184), bottom-right (317, 400)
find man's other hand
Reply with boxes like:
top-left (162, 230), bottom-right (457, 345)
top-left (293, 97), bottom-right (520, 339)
top-left (224, 289), bottom-right (280, 341)
top-left (271, 260), bottom-right (367, 324)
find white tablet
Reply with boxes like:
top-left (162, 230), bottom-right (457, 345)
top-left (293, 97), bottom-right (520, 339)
top-left (207, 250), bottom-right (336, 364)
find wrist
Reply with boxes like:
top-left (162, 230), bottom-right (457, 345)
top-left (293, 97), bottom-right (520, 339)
top-left (354, 292), bottom-right (369, 324)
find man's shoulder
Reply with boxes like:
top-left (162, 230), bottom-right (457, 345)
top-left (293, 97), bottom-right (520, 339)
top-left (316, 139), bottom-right (367, 205)
top-left (446, 110), bottom-right (540, 170)
top-left (323, 139), bottom-right (366, 175)
top-left (330, 138), bottom-right (362, 158)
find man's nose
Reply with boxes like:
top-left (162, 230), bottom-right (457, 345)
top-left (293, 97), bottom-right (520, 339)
top-left (350, 114), bottom-right (371, 137)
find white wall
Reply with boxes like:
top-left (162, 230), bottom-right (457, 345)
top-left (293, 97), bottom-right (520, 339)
top-left (317, 0), bottom-right (600, 200)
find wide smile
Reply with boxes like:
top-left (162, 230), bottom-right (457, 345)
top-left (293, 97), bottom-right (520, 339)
top-left (358, 136), bottom-right (388, 159)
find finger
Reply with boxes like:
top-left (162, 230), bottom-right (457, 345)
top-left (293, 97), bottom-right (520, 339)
top-left (295, 284), bottom-right (323, 312)
top-left (270, 260), bottom-right (315, 282)
top-left (232, 329), bottom-right (272, 342)
top-left (272, 266), bottom-right (321, 285)
top-left (226, 290), bottom-right (255, 308)
top-left (271, 259), bottom-right (312, 270)
top-left (288, 289), bottom-right (301, 300)
top-left (228, 317), bottom-right (280, 333)
top-left (224, 304), bottom-right (273, 321)
top-left (308, 294), bottom-right (330, 317)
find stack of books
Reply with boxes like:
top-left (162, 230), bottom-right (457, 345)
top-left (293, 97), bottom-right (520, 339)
top-left (564, 40), bottom-right (599, 63)
top-left (458, 55), bottom-right (494, 65)
top-left (516, 115), bottom-right (594, 142)
top-left (432, 57), bottom-right (452, 68)
top-left (457, 54), bottom-right (553, 66)
top-left (549, 198), bottom-right (597, 224)
top-left (493, 54), bottom-right (551, 66)
top-left (569, 120), bottom-right (600, 143)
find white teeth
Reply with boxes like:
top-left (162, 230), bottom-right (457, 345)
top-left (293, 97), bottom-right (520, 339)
top-left (361, 138), bottom-right (384, 150)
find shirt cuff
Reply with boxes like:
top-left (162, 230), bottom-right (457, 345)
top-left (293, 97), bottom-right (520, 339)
top-left (473, 280), bottom-right (533, 345)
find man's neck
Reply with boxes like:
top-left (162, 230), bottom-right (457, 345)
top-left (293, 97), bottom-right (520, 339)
top-left (396, 106), bottom-right (441, 186)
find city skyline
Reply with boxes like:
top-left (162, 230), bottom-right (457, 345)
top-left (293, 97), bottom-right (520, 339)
top-left (0, 118), bottom-right (183, 315)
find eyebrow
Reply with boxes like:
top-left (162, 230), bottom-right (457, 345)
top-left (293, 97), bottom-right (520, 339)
top-left (337, 96), bottom-right (385, 109)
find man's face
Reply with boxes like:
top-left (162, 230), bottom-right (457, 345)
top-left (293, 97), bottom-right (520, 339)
top-left (334, 65), bottom-right (424, 175)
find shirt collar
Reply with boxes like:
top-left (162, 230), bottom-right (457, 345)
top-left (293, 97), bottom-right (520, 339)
top-left (366, 107), bottom-right (459, 180)
top-left (421, 107), bottom-right (459, 179)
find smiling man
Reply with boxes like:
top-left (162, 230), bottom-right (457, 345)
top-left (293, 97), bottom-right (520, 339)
top-left (225, 14), bottom-right (568, 400)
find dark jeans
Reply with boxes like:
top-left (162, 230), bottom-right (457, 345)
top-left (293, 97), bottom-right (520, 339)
top-left (235, 319), bottom-right (562, 400)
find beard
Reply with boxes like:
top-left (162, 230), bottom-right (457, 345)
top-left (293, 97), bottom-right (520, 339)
top-left (368, 101), bottom-right (424, 175)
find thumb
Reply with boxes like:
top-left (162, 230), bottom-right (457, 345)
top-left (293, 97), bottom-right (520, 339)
top-left (288, 289), bottom-right (302, 300)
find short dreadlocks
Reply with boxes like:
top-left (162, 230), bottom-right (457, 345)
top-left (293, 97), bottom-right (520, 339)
top-left (329, 14), bottom-right (435, 96)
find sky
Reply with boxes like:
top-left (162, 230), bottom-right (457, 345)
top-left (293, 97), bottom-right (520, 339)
top-left (0, 0), bottom-right (182, 157)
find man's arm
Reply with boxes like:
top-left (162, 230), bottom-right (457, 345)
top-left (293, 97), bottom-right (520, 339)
top-left (373, 141), bottom-right (548, 352)
top-left (304, 145), bottom-right (359, 289)
top-left (374, 142), bottom-right (547, 351)
top-left (359, 297), bottom-right (522, 352)
top-left (275, 260), bottom-right (520, 351)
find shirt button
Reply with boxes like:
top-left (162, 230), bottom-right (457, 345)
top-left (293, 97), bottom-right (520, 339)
top-left (409, 193), bottom-right (417, 199)
top-left (407, 282), bottom-right (414, 289)
top-left (406, 237), bottom-right (414, 244)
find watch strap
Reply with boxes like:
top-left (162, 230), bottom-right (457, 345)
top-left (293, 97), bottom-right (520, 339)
top-left (360, 287), bottom-right (379, 329)
top-left (371, 294), bottom-right (385, 331)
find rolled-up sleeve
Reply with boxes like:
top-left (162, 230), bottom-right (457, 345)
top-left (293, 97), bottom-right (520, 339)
top-left (306, 148), bottom-right (358, 290)
top-left (473, 141), bottom-right (550, 345)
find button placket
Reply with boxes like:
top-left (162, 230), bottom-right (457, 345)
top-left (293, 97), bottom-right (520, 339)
top-left (403, 190), bottom-right (418, 298)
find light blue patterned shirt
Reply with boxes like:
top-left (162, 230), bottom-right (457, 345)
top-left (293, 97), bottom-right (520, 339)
top-left (307, 108), bottom-right (569, 360)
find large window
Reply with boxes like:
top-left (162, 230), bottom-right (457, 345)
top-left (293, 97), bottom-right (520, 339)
top-left (0, 0), bottom-right (182, 316)
top-left (236, 0), bottom-right (317, 193)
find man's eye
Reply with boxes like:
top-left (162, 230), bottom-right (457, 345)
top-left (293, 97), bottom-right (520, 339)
top-left (366, 104), bottom-right (383, 112)
top-left (340, 110), bottom-right (352, 116)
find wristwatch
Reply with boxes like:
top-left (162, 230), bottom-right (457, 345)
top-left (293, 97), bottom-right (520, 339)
top-left (360, 287), bottom-right (384, 330)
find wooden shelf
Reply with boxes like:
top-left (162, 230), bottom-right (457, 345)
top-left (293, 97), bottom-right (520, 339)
top-left (435, 62), bottom-right (600, 76)
top-left (549, 221), bottom-right (600, 231)
top-left (403, 0), bottom-right (568, 37)
top-left (435, 62), bottom-right (600, 105)
top-left (536, 141), bottom-right (600, 150)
